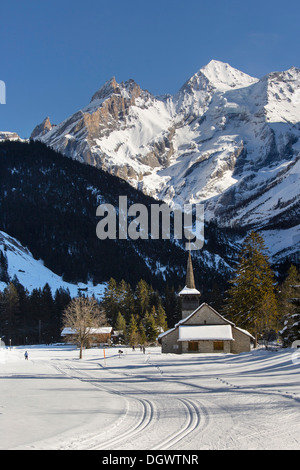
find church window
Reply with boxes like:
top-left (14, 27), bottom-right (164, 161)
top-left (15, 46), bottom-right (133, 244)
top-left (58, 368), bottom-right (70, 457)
top-left (213, 341), bottom-right (224, 351)
top-left (188, 341), bottom-right (199, 351)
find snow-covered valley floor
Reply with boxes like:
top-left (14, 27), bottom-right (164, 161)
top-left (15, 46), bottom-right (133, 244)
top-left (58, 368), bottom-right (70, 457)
top-left (0, 345), bottom-right (299, 450)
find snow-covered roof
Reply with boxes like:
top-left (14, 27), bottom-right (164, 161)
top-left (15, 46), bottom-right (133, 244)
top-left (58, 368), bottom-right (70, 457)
top-left (158, 327), bottom-right (176, 340)
top-left (61, 327), bottom-right (112, 335)
top-left (233, 326), bottom-right (254, 339)
top-left (158, 303), bottom-right (254, 341)
top-left (178, 286), bottom-right (201, 296)
top-left (178, 325), bottom-right (234, 342)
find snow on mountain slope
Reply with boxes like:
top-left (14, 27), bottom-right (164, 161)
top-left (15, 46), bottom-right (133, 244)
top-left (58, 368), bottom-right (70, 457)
top-left (262, 223), bottom-right (300, 264)
top-left (263, 67), bottom-right (300, 124)
top-left (201, 60), bottom-right (259, 91)
top-left (0, 231), bottom-right (106, 298)
top-left (32, 61), bottom-right (258, 193)
top-left (32, 77), bottom-right (174, 187)
top-left (0, 131), bottom-right (23, 142)
top-left (31, 60), bottom-right (300, 263)
top-left (173, 60), bottom-right (258, 119)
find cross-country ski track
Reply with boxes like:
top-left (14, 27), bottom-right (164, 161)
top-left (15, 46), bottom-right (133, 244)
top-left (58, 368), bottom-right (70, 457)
top-left (0, 345), bottom-right (299, 450)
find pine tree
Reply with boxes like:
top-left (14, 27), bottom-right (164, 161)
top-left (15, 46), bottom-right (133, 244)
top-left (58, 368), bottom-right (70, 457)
top-left (138, 320), bottom-right (147, 345)
top-left (0, 249), bottom-right (9, 284)
top-left (0, 290), bottom-right (6, 343)
top-left (135, 279), bottom-right (150, 317)
top-left (1, 282), bottom-right (20, 343)
top-left (156, 303), bottom-right (168, 332)
top-left (127, 314), bottom-right (139, 347)
top-left (54, 287), bottom-right (71, 340)
top-left (278, 265), bottom-right (300, 347)
top-left (115, 311), bottom-right (126, 343)
top-left (224, 231), bottom-right (278, 345)
top-left (40, 283), bottom-right (55, 343)
top-left (28, 287), bottom-right (43, 343)
top-left (115, 311), bottom-right (126, 332)
top-left (144, 309), bottom-right (159, 344)
top-left (10, 275), bottom-right (30, 344)
top-left (117, 280), bottom-right (135, 323)
top-left (163, 285), bottom-right (181, 327)
top-left (102, 278), bottom-right (119, 325)
top-left (117, 279), bottom-right (128, 314)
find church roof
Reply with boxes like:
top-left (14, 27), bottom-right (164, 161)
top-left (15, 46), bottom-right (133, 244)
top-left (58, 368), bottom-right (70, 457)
top-left (158, 303), bottom-right (254, 340)
top-left (178, 325), bottom-right (234, 341)
top-left (179, 286), bottom-right (201, 296)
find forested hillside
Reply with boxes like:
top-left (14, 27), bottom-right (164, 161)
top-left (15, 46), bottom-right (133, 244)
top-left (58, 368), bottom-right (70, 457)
top-left (0, 140), bottom-right (237, 292)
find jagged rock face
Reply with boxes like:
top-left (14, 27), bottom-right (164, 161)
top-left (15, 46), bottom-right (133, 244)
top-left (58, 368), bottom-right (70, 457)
top-left (31, 60), bottom-right (300, 262)
top-left (31, 117), bottom-right (53, 139)
top-left (31, 76), bottom-right (173, 181)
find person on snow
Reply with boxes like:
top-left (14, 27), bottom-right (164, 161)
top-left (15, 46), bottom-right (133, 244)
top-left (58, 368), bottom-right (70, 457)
top-left (24, 351), bottom-right (28, 360)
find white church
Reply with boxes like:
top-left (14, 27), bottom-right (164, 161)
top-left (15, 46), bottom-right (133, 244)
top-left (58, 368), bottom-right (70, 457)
top-left (159, 252), bottom-right (254, 354)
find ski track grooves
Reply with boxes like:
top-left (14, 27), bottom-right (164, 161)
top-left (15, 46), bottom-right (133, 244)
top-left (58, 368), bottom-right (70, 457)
top-left (94, 399), bottom-right (154, 450)
top-left (151, 397), bottom-right (208, 450)
top-left (50, 361), bottom-right (209, 450)
top-left (51, 361), bottom-right (157, 450)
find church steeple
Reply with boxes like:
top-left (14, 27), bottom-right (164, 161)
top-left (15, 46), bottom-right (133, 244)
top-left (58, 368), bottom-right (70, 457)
top-left (186, 251), bottom-right (196, 289)
top-left (179, 251), bottom-right (201, 319)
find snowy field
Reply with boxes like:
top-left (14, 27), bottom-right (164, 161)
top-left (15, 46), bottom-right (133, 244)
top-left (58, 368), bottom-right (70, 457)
top-left (0, 344), bottom-right (299, 451)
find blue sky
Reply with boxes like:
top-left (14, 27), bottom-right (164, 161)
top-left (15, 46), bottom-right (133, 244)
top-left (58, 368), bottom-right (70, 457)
top-left (1, 0), bottom-right (300, 138)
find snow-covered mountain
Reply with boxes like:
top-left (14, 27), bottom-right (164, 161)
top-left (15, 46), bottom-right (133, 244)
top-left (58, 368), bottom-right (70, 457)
top-left (31, 60), bottom-right (300, 263)
top-left (0, 231), bottom-right (106, 299)
top-left (0, 131), bottom-right (22, 142)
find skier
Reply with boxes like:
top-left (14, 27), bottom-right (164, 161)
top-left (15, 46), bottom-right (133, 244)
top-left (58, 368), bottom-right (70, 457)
top-left (24, 351), bottom-right (28, 360)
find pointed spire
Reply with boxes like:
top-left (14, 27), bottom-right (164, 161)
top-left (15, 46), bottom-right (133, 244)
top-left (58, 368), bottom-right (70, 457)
top-left (186, 251), bottom-right (196, 289)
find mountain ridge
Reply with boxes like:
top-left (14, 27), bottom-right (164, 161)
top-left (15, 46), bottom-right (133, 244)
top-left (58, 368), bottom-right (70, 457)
top-left (27, 60), bottom-right (300, 265)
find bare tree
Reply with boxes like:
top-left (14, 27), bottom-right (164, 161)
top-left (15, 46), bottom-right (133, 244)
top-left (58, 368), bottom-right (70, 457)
top-left (62, 296), bottom-right (107, 358)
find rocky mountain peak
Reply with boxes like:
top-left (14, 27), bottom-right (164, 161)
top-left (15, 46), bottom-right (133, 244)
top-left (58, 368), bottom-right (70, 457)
top-left (30, 116), bottom-right (54, 140)
top-left (90, 77), bottom-right (120, 102)
top-left (90, 77), bottom-right (148, 104)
